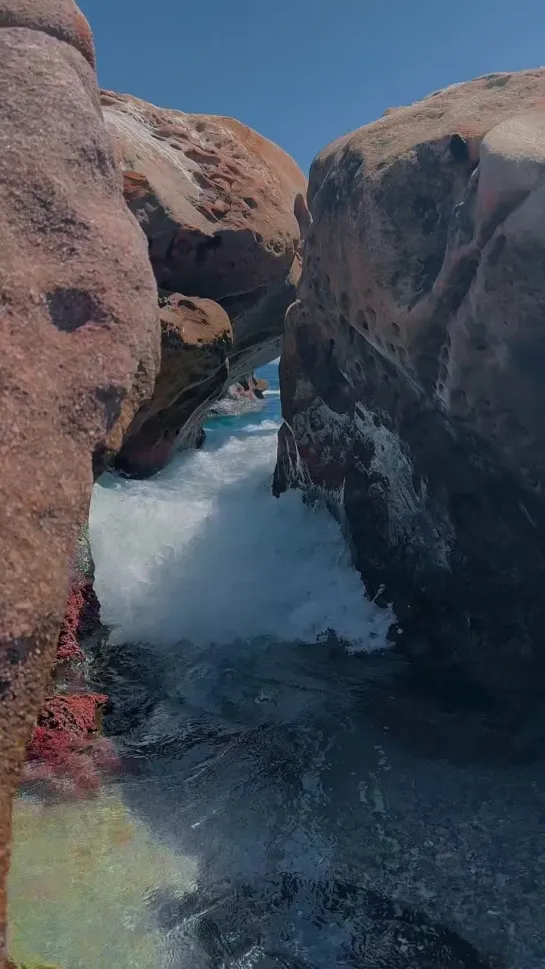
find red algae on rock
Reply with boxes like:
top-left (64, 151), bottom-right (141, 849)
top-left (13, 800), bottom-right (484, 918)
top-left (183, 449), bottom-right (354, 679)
top-left (22, 628), bottom-right (119, 798)
top-left (37, 694), bottom-right (107, 736)
top-left (22, 526), bottom-right (119, 800)
top-left (24, 700), bottom-right (120, 800)
top-left (55, 584), bottom-right (100, 667)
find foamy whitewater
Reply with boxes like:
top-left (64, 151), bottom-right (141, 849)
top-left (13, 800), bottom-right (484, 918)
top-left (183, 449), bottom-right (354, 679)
top-left (90, 366), bottom-right (392, 651)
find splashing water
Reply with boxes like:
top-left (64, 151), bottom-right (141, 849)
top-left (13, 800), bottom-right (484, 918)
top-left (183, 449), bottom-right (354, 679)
top-left (89, 401), bottom-right (392, 651)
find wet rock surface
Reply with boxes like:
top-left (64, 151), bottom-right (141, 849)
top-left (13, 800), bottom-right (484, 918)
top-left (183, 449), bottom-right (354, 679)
top-left (116, 294), bottom-right (232, 477)
top-left (275, 68), bottom-right (545, 699)
top-left (22, 528), bottom-right (118, 799)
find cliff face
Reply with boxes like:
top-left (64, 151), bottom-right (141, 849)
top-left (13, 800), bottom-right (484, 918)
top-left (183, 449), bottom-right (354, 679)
top-left (275, 69), bottom-right (545, 698)
top-left (0, 2), bottom-right (159, 962)
top-left (103, 91), bottom-right (308, 476)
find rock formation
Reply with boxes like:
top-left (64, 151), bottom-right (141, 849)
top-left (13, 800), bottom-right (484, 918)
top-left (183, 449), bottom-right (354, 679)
top-left (0, 2), bottom-right (159, 963)
top-left (115, 294), bottom-right (232, 476)
top-left (0, 3), bottom-right (308, 958)
top-left (103, 90), bottom-right (307, 474)
top-left (275, 69), bottom-right (545, 700)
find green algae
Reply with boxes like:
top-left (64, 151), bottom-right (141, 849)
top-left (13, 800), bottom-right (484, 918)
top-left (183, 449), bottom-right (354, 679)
top-left (9, 792), bottom-right (197, 969)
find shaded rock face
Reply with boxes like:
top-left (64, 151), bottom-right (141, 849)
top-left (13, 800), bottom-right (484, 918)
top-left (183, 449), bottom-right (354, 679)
top-left (275, 69), bottom-right (545, 700)
top-left (0, 2), bottom-right (159, 962)
top-left (102, 90), bottom-right (307, 472)
top-left (115, 294), bottom-right (232, 477)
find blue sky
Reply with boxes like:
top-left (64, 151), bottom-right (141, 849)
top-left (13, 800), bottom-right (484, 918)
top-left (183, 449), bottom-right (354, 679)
top-left (80, 0), bottom-right (544, 172)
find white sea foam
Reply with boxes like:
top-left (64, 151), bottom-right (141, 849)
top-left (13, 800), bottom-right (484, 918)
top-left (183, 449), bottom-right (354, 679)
top-left (90, 419), bottom-right (392, 650)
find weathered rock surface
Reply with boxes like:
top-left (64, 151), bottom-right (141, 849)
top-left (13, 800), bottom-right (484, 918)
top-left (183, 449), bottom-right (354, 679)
top-left (275, 69), bottom-right (545, 699)
top-left (0, 3), bottom-right (159, 962)
top-left (102, 90), bottom-right (307, 470)
top-left (116, 294), bottom-right (232, 477)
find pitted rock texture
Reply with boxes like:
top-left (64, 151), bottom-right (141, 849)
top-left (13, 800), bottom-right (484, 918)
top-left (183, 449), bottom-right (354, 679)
top-left (0, 0), bottom-right (95, 66)
top-left (102, 90), bottom-right (307, 466)
top-left (275, 69), bottom-right (545, 700)
top-left (0, 4), bottom-right (159, 962)
top-left (116, 294), bottom-right (232, 477)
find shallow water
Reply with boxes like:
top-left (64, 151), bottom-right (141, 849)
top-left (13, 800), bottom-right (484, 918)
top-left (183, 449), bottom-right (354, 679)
top-left (9, 363), bottom-right (545, 968)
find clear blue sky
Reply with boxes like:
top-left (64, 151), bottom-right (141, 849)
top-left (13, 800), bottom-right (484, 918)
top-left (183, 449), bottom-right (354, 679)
top-left (80, 0), bottom-right (544, 172)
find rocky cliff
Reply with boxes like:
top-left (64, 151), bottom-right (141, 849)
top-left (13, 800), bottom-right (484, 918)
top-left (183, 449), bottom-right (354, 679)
top-left (275, 69), bottom-right (545, 700)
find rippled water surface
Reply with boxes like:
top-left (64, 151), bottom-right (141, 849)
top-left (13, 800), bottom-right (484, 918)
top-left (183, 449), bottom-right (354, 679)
top-left (9, 364), bottom-right (545, 968)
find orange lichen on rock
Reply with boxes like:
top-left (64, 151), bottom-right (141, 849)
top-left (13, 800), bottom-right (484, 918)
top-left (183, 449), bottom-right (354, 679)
top-left (104, 89), bottom-right (307, 392)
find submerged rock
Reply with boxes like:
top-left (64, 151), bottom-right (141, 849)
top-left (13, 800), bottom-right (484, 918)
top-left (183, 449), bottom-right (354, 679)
top-left (149, 873), bottom-right (502, 968)
top-left (8, 962), bottom-right (61, 969)
top-left (9, 795), bottom-right (196, 968)
top-left (275, 68), bottom-right (545, 700)
top-left (0, 1), bottom-right (159, 952)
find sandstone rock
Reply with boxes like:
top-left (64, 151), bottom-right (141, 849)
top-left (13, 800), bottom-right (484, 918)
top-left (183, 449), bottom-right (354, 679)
top-left (116, 294), bottom-right (232, 477)
top-left (276, 69), bottom-right (545, 699)
top-left (0, 3), bottom-right (159, 961)
top-left (102, 90), bottom-right (307, 456)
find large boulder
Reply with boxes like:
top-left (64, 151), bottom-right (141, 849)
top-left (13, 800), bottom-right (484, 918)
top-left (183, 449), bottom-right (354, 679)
top-left (275, 69), bottom-right (545, 700)
top-left (102, 90), bottom-right (307, 470)
top-left (0, 2), bottom-right (159, 960)
top-left (115, 294), bottom-right (232, 477)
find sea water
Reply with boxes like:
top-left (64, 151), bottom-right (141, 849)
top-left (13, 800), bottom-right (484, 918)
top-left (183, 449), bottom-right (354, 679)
top-left (9, 363), bottom-right (545, 968)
